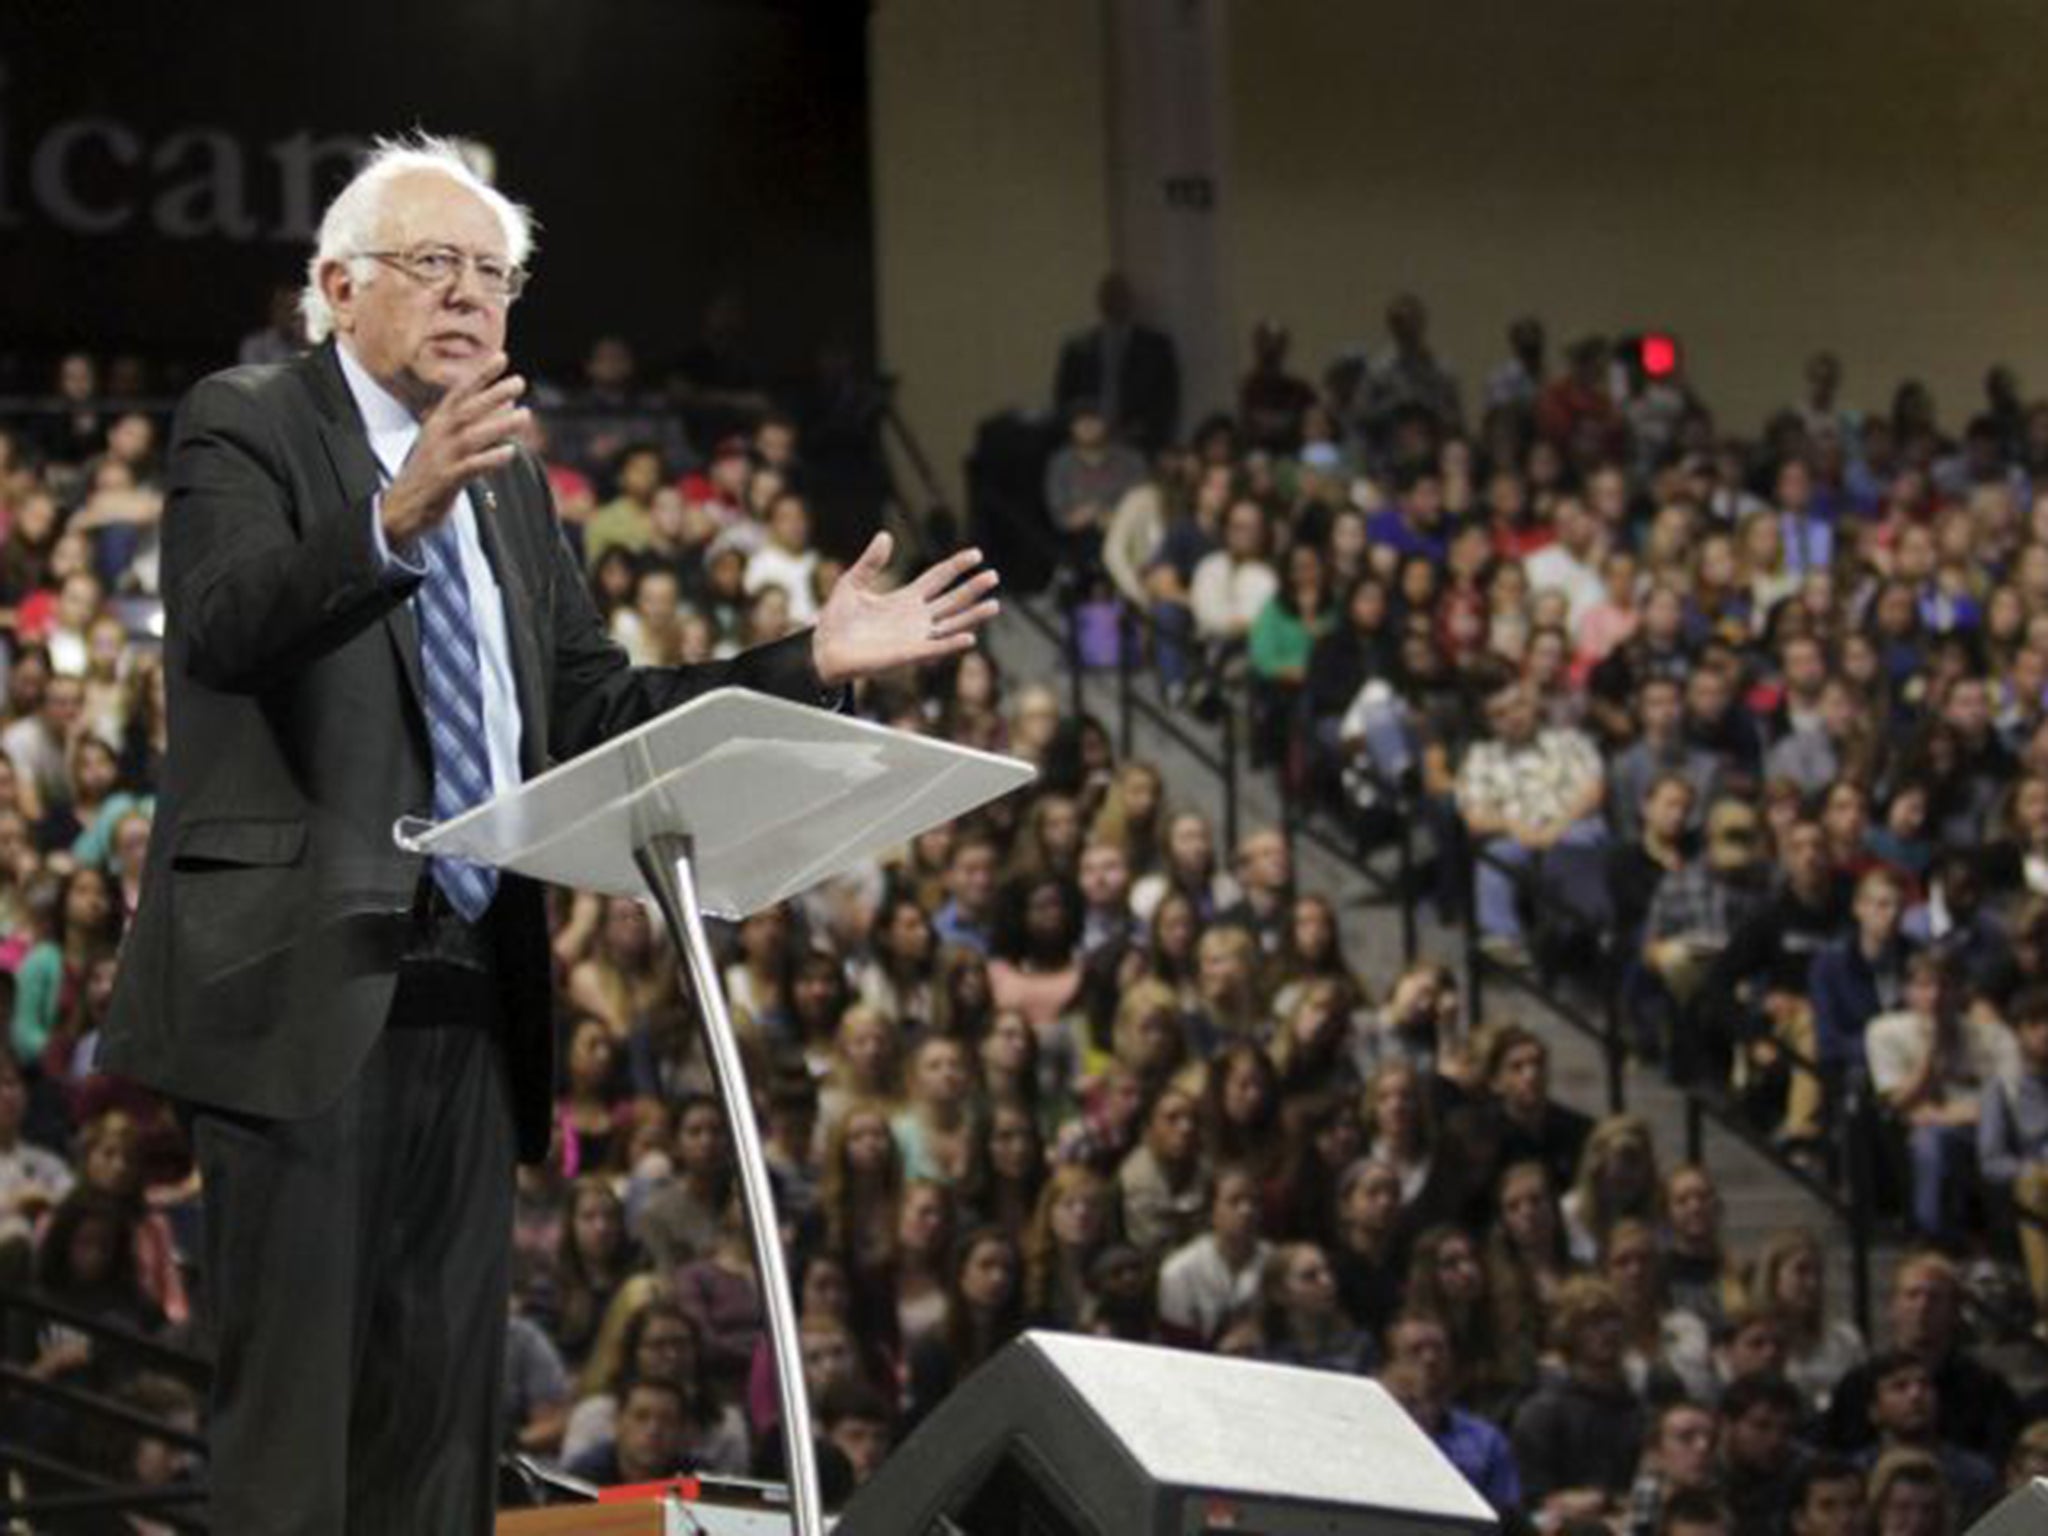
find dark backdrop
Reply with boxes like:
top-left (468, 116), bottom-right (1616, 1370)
top-left (0, 0), bottom-right (873, 393)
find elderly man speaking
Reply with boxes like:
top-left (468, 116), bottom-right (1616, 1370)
top-left (103, 136), bottom-right (998, 1534)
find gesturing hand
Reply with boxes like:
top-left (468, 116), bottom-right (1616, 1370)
top-left (810, 533), bottom-right (1001, 688)
top-left (380, 351), bottom-right (531, 547)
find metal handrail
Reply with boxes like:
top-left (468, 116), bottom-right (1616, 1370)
top-left (1454, 825), bottom-right (1876, 1332)
top-left (0, 1281), bottom-right (214, 1530)
top-left (0, 1284), bottom-right (210, 1379)
top-left (1011, 538), bottom-right (1887, 1334)
top-left (0, 1477), bottom-right (206, 1532)
top-left (0, 1365), bottom-right (209, 1453)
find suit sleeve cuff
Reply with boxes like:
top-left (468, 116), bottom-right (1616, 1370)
top-left (371, 494), bottom-right (427, 581)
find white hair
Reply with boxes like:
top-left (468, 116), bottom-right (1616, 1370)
top-left (300, 132), bottom-right (536, 343)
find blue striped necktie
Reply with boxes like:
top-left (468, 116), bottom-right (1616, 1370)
top-left (415, 513), bottom-right (499, 920)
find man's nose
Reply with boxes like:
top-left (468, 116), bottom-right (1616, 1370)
top-left (444, 261), bottom-right (489, 310)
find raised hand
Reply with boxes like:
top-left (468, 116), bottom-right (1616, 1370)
top-left (380, 351), bottom-right (531, 546)
top-left (810, 533), bottom-right (1001, 687)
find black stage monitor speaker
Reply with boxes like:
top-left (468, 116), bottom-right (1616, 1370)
top-left (836, 1331), bottom-right (1497, 1536)
top-left (1967, 1479), bottom-right (2048, 1536)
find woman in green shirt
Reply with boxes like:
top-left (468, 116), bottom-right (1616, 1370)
top-left (1249, 541), bottom-right (1334, 778)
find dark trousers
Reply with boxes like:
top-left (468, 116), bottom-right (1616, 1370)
top-left (193, 964), bottom-right (516, 1535)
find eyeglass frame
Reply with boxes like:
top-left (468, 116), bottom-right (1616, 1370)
top-left (355, 243), bottom-right (530, 303)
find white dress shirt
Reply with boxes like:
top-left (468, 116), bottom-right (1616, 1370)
top-left (336, 342), bottom-right (525, 796)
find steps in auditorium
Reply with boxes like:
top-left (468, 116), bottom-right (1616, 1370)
top-left (989, 603), bottom-right (1893, 1328)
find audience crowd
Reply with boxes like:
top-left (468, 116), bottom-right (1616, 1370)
top-left (1, 288), bottom-right (2047, 1535)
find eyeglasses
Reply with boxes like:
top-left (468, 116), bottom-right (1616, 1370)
top-left (359, 244), bottom-right (529, 303)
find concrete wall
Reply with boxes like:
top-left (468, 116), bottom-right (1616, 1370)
top-left (869, 0), bottom-right (1113, 511)
top-left (1220, 0), bottom-right (2048, 435)
top-left (870, 0), bottom-right (2048, 501)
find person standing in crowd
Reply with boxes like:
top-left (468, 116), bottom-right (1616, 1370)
top-left (99, 136), bottom-right (997, 1535)
top-left (1052, 273), bottom-right (1180, 456)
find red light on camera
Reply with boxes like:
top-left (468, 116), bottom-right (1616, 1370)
top-left (1641, 333), bottom-right (1679, 378)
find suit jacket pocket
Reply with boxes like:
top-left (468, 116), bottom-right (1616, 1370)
top-left (171, 817), bottom-right (308, 870)
top-left (170, 818), bottom-right (309, 983)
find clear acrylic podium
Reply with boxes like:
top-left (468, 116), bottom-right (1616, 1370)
top-left (398, 688), bottom-right (1035, 1536)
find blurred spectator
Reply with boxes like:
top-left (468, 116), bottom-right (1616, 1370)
top-left (553, 335), bottom-right (693, 485)
top-left (1044, 401), bottom-right (1147, 555)
top-left (1053, 273), bottom-right (1180, 456)
top-left (239, 284), bottom-right (308, 366)
top-left (746, 492), bottom-right (823, 625)
top-left (1624, 1399), bottom-right (1720, 1536)
top-left (669, 292), bottom-right (775, 451)
top-left (583, 444), bottom-right (667, 568)
top-left (1483, 318), bottom-right (1548, 424)
top-left (1239, 321), bottom-right (1319, 456)
top-left (1866, 952), bottom-right (2012, 1242)
top-left (1157, 1165), bottom-right (1269, 1345)
top-left (1509, 1274), bottom-right (1647, 1524)
top-left (1852, 1350), bottom-right (1998, 1523)
top-left (1979, 986), bottom-right (2048, 1330)
top-left (1788, 1455), bottom-right (1867, 1536)
top-left (816, 1376), bottom-right (894, 1490)
top-left (0, 1049), bottom-right (69, 1261)
top-left (1455, 679), bottom-right (1606, 959)
top-left (903, 1226), bottom-right (1024, 1426)
top-left (1352, 294), bottom-right (1463, 452)
top-left (1864, 1447), bottom-right (1950, 1536)
top-left (1748, 1228), bottom-right (1866, 1413)
top-left (1822, 1253), bottom-right (2019, 1464)
top-left (1257, 1240), bottom-right (1373, 1373)
top-left (1716, 1373), bottom-right (1806, 1535)
top-left (1381, 1310), bottom-right (1521, 1516)
top-left (563, 1374), bottom-right (693, 1487)
top-left (1117, 1085), bottom-right (1206, 1258)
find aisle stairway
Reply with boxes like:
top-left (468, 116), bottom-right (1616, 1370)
top-left (986, 601), bottom-right (1896, 1332)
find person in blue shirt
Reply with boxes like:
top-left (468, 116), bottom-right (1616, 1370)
top-left (1364, 468), bottom-right (1450, 566)
top-left (931, 834), bottom-right (1000, 956)
top-left (1380, 1310), bottom-right (1522, 1517)
top-left (1810, 867), bottom-right (1912, 1076)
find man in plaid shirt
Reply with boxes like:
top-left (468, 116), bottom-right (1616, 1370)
top-left (1456, 679), bottom-right (1607, 955)
top-left (1642, 798), bottom-right (1771, 1081)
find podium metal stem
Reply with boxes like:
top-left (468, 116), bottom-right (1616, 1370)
top-left (635, 834), bottom-right (822, 1536)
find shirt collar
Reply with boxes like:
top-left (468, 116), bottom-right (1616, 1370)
top-left (335, 340), bottom-right (421, 473)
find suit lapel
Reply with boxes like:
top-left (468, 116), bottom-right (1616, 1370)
top-left (303, 344), bottom-right (427, 713)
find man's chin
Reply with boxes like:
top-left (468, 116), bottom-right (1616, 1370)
top-left (399, 362), bottom-right (470, 411)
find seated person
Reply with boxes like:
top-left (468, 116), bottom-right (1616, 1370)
top-left (1625, 1400), bottom-right (1721, 1536)
top-left (1379, 1311), bottom-right (1521, 1517)
top-left (1823, 1253), bottom-right (2020, 1465)
top-left (1157, 1166), bottom-right (1270, 1347)
top-left (1509, 1274), bottom-right (1647, 1526)
top-left (816, 1376), bottom-right (895, 1491)
top-left (564, 1375), bottom-right (692, 1487)
top-left (1978, 986), bottom-right (2048, 1333)
top-left (1454, 679), bottom-right (1606, 960)
top-left (1786, 1454), bottom-right (1866, 1536)
top-left (1851, 1350), bottom-right (1999, 1525)
top-left (1865, 953), bottom-right (2013, 1241)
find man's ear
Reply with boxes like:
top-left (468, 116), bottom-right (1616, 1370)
top-left (319, 259), bottom-right (358, 335)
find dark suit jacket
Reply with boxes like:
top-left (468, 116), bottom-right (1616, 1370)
top-left (1053, 323), bottom-right (1179, 455)
top-left (103, 341), bottom-right (826, 1160)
